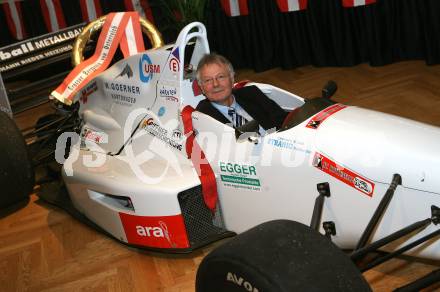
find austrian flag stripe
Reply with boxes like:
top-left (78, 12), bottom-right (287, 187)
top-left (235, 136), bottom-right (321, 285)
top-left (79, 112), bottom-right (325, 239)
top-left (220, 0), bottom-right (249, 17)
top-left (342, 0), bottom-right (376, 7)
top-left (276, 0), bottom-right (308, 12)
top-left (3, 0), bottom-right (27, 40)
top-left (51, 12), bottom-right (131, 104)
top-left (79, 0), bottom-right (103, 22)
top-left (40, 0), bottom-right (67, 32)
top-left (119, 13), bottom-right (145, 58)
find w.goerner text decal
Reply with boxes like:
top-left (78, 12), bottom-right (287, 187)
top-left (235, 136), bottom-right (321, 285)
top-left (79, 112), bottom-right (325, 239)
top-left (119, 213), bottom-right (189, 248)
top-left (139, 54), bottom-right (160, 83)
top-left (306, 103), bottom-right (347, 129)
top-left (313, 152), bottom-right (374, 196)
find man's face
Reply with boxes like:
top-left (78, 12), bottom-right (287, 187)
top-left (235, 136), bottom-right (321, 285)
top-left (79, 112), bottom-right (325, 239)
top-left (199, 62), bottom-right (234, 106)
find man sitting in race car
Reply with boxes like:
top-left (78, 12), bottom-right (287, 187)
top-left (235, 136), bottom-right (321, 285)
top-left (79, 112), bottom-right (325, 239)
top-left (195, 53), bottom-right (287, 132)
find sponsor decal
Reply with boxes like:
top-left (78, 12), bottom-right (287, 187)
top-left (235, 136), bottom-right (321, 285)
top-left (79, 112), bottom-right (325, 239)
top-left (226, 272), bottom-right (259, 292)
top-left (139, 54), bottom-right (160, 83)
top-left (171, 47), bottom-right (179, 60)
top-left (141, 116), bottom-right (183, 151)
top-left (81, 127), bottom-right (107, 144)
top-left (0, 24), bottom-right (83, 62)
top-left (0, 44), bottom-right (74, 73)
top-left (158, 106), bottom-right (166, 117)
top-left (159, 85), bottom-right (179, 103)
top-left (115, 64), bottom-right (133, 79)
top-left (141, 118), bottom-right (154, 128)
top-left (119, 213), bottom-right (189, 248)
top-left (169, 57), bottom-right (180, 72)
top-left (313, 152), bottom-right (375, 196)
top-left (104, 81), bottom-right (139, 106)
top-left (104, 82), bottom-right (140, 94)
top-left (79, 81), bottom-right (98, 104)
top-left (306, 104), bottom-right (347, 129)
top-left (266, 137), bottom-right (311, 153)
top-left (219, 161), bottom-right (261, 191)
top-left (172, 129), bottom-right (183, 140)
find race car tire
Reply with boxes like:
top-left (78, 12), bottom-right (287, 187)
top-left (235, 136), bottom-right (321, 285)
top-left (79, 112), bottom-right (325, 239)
top-left (0, 111), bottom-right (34, 209)
top-left (196, 220), bottom-right (371, 292)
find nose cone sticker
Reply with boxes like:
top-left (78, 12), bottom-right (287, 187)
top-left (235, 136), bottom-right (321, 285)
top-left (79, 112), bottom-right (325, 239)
top-left (306, 103), bottom-right (347, 129)
top-left (313, 152), bottom-right (375, 196)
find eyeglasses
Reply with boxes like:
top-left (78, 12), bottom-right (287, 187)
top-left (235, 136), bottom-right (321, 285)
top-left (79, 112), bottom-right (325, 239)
top-left (201, 73), bottom-right (230, 86)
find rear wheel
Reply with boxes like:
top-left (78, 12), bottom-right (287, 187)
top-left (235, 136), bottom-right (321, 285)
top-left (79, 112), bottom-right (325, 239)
top-left (196, 220), bottom-right (371, 292)
top-left (0, 111), bottom-right (34, 209)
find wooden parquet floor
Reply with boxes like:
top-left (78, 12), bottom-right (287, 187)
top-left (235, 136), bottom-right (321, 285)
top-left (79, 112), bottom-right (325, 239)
top-left (2, 60), bottom-right (440, 291)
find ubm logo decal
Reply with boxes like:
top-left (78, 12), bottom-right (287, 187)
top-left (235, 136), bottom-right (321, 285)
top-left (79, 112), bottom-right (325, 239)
top-left (139, 54), bottom-right (160, 83)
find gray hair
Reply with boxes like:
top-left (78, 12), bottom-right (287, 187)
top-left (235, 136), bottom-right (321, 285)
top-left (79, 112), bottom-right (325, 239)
top-left (196, 53), bottom-right (235, 84)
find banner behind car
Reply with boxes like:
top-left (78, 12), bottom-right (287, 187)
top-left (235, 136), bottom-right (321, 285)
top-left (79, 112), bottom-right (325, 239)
top-left (0, 24), bottom-right (84, 74)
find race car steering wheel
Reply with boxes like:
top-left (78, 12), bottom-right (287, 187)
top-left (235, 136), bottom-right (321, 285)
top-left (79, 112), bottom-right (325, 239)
top-left (71, 15), bottom-right (164, 66)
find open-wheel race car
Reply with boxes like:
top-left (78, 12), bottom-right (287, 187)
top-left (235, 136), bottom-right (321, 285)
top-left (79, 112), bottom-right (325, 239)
top-left (2, 13), bottom-right (439, 291)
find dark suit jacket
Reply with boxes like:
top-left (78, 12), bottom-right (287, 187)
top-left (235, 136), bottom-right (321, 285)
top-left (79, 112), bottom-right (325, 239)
top-left (195, 85), bottom-right (287, 130)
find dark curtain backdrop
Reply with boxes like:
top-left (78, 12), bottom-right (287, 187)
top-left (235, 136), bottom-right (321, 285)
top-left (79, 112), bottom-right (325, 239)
top-left (0, 0), bottom-right (170, 47)
top-left (2, 0), bottom-right (439, 71)
top-left (206, 0), bottom-right (440, 72)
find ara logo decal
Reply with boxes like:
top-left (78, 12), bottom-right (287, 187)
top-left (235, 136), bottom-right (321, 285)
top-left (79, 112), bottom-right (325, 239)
top-left (119, 213), bottom-right (189, 248)
top-left (313, 152), bottom-right (374, 196)
top-left (139, 54), bottom-right (160, 83)
top-left (136, 225), bottom-right (165, 237)
top-left (226, 272), bottom-right (259, 292)
top-left (306, 104), bottom-right (347, 129)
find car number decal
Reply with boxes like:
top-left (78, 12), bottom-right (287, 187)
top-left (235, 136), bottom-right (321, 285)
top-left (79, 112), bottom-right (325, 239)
top-left (313, 152), bottom-right (375, 196)
top-left (306, 103), bottom-right (347, 129)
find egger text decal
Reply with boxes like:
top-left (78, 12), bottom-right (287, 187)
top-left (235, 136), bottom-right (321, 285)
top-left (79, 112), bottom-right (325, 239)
top-left (219, 162), bottom-right (261, 191)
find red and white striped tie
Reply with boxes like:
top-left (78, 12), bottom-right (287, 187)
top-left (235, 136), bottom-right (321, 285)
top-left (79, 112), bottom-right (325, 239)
top-left (123, 0), bottom-right (155, 25)
top-left (79, 0), bottom-right (103, 23)
top-left (2, 0), bottom-right (27, 40)
top-left (40, 0), bottom-right (67, 32)
top-left (342, 0), bottom-right (376, 8)
top-left (276, 0), bottom-right (308, 12)
top-left (220, 0), bottom-right (249, 17)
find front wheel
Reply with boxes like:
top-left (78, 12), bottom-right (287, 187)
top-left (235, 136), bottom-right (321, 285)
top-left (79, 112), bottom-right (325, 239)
top-left (0, 111), bottom-right (34, 209)
top-left (196, 220), bottom-right (371, 292)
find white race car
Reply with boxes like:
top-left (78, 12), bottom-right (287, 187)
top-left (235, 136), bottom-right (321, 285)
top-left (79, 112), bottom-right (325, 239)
top-left (33, 19), bottom-right (438, 291)
top-left (56, 21), bottom-right (440, 255)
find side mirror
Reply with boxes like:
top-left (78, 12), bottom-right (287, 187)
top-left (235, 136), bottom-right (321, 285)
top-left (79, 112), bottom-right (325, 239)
top-left (235, 120), bottom-right (260, 144)
top-left (322, 80), bottom-right (337, 99)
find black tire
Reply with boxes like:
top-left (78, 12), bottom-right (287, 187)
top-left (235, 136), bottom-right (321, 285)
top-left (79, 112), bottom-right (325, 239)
top-left (196, 220), bottom-right (371, 292)
top-left (0, 111), bottom-right (34, 209)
